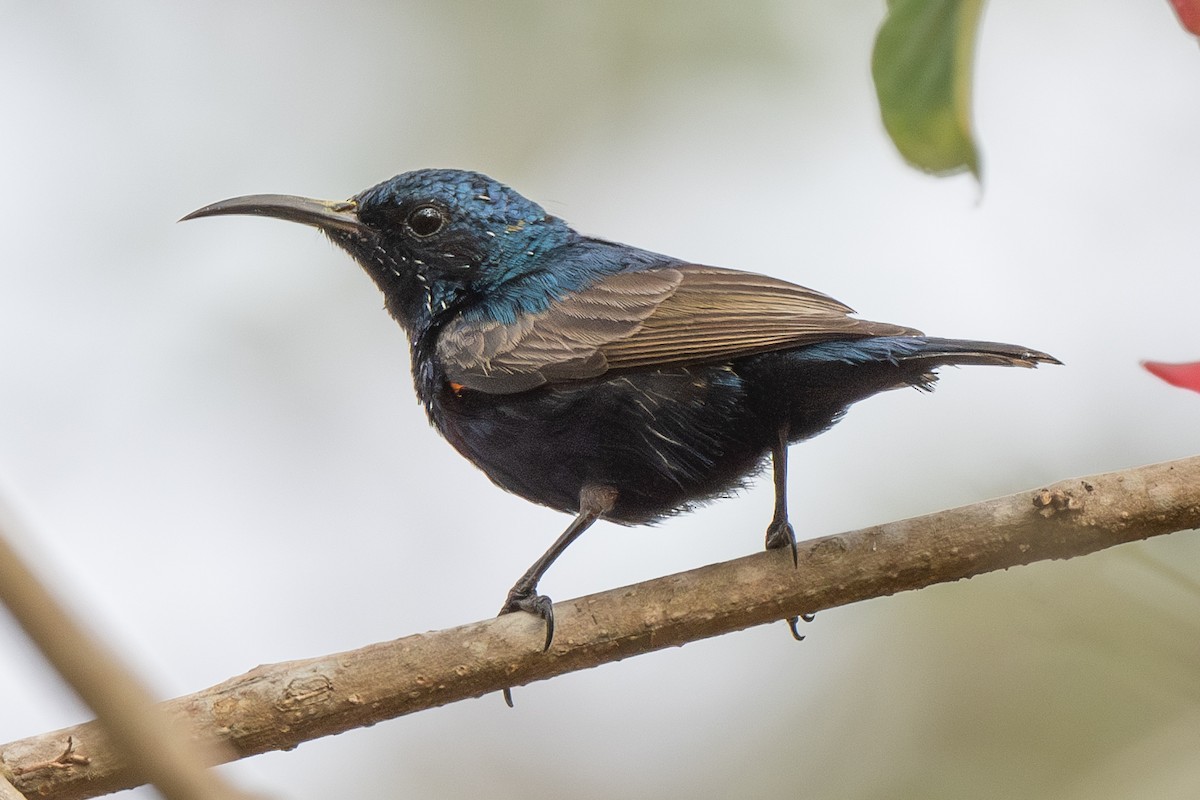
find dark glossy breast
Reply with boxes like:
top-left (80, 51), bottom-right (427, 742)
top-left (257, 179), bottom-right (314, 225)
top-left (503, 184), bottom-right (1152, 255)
top-left (428, 364), bottom-right (772, 523)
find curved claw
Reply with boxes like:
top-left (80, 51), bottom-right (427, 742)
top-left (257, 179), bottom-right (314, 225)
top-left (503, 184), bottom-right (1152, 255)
top-left (500, 589), bottom-right (556, 652)
top-left (498, 590), bottom-right (555, 708)
top-left (765, 519), bottom-right (798, 567)
top-left (786, 612), bottom-right (816, 641)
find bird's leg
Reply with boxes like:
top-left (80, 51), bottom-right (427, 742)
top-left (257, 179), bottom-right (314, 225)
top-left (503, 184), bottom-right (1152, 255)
top-left (763, 427), bottom-right (814, 639)
top-left (764, 426), bottom-right (798, 566)
top-left (500, 485), bottom-right (615, 707)
top-left (500, 484), bottom-right (617, 652)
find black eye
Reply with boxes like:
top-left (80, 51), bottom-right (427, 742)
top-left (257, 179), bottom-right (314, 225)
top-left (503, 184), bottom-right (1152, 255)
top-left (407, 205), bottom-right (446, 237)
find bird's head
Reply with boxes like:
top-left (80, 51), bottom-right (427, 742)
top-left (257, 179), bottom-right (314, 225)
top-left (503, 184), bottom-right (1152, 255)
top-left (183, 169), bottom-right (575, 334)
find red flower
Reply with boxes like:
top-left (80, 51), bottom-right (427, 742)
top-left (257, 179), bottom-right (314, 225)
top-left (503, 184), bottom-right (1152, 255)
top-left (1143, 360), bottom-right (1200, 393)
top-left (1170, 0), bottom-right (1200, 35)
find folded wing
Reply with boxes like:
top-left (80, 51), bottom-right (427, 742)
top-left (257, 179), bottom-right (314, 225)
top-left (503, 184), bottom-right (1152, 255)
top-left (437, 265), bottom-right (919, 393)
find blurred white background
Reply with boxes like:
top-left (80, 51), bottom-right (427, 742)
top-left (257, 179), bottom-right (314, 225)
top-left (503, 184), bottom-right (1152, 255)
top-left (2, 1), bottom-right (1199, 798)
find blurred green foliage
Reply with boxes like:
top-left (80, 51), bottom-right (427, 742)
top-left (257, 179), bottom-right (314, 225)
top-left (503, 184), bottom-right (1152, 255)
top-left (873, 0), bottom-right (984, 178)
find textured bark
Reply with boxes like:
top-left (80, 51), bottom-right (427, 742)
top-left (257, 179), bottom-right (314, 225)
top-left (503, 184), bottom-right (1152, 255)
top-left (4, 456), bottom-right (1199, 800)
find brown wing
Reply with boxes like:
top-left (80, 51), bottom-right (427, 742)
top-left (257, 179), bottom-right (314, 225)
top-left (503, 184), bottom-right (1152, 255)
top-left (436, 265), bottom-right (920, 394)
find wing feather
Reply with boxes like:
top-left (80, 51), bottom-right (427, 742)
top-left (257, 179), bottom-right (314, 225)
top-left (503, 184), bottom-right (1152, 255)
top-left (437, 265), bottom-right (919, 393)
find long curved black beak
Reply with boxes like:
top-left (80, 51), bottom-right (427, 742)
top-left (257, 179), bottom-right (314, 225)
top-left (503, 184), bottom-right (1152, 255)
top-left (181, 194), bottom-right (365, 235)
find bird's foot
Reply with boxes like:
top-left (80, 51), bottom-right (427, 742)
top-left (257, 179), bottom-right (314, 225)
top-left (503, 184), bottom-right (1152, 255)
top-left (785, 612), bottom-right (816, 641)
top-left (765, 517), bottom-right (798, 567)
top-left (499, 586), bottom-right (555, 653)
top-left (498, 587), bottom-right (555, 708)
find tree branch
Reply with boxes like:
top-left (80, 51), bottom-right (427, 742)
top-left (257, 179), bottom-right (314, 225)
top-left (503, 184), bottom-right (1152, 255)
top-left (4, 456), bottom-right (1199, 800)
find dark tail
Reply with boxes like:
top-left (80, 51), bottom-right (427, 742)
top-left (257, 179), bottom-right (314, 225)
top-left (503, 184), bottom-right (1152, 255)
top-left (891, 337), bottom-right (1061, 369)
top-left (789, 336), bottom-right (1060, 370)
top-left (753, 335), bottom-right (1059, 443)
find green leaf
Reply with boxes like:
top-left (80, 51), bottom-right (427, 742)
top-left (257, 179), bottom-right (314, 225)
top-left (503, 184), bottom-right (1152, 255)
top-left (872, 0), bottom-right (986, 179)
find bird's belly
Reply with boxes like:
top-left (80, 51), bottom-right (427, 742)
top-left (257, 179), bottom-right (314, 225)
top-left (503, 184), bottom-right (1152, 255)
top-left (430, 366), bottom-right (770, 523)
